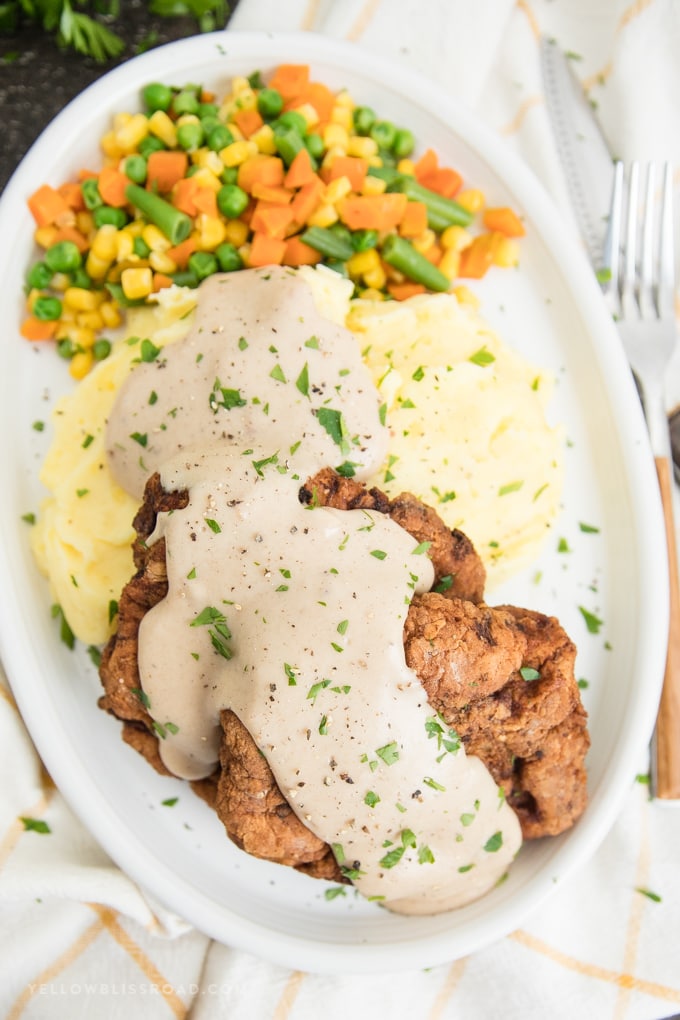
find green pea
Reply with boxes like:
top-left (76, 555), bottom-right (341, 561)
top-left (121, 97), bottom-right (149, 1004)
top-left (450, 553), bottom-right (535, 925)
top-left (353, 106), bottom-right (376, 136)
top-left (273, 110), bottom-right (307, 136)
top-left (199, 102), bottom-right (219, 120)
top-left (92, 338), bottom-right (112, 361)
top-left (133, 236), bottom-right (151, 258)
top-left (142, 82), bottom-right (173, 113)
top-left (188, 251), bottom-right (218, 280)
top-left (56, 337), bottom-right (78, 359)
top-left (221, 166), bottom-right (239, 186)
top-left (138, 135), bottom-right (166, 158)
top-left (215, 242), bottom-right (244, 272)
top-left (93, 206), bottom-right (128, 229)
top-left (172, 89), bottom-right (200, 117)
top-left (329, 223), bottom-right (353, 248)
top-left (69, 268), bottom-right (92, 289)
top-left (217, 183), bottom-right (249, 219)
top-left (304, 132), bottom-right (324, 160)
top-left (45, 240), bottom-right (82, 273)
top-left (208, 124), bottom-right (234, 152)
top-left (257, 87), bottom-right (284, 119)
top-left (33, 296), bottom-right (62, 321)
top-left (393, 128), bottom-right (415, 158)
top-left (171, 269), bottom-right (199, 288)
top-left (81, 177), bottom-right (103, 210)
top-left (26, 262), bottom-right (53, 290)
top-left (124, 154), bottom-right (147, 184)
top-left (370, 120), bottom-right (397, 150)
top-left (176, 121), bottom-right (204, 152)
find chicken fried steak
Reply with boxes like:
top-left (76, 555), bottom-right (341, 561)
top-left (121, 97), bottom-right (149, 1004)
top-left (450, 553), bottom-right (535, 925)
top-left (99, 468), bottom-right (589, 880)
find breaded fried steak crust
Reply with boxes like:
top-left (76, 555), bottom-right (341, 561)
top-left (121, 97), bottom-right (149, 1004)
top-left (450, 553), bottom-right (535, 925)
top-left (99, 469), bottom-right (589, 878)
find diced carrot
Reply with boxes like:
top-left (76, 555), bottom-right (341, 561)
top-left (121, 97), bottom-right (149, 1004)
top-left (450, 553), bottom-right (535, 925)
top-left (237, 154), bottom-right (285, 193)
top-left (98, 165), bottom-right (131, 207)
top-left (283, 147), bottom-right (317, 189)
top-left (233, 108), bottom-right (264, 138)
top-left (414, 147), bottom-right (439, 182)
top-left (51, 226), bottom-right (90, 253)
top-left (248, 232), bottom-right (287, 266)
top-left (290, 176), bottom-right (324, 223)
top-left (166, 237), bottom-right (197, 269)
top-left (152, 273), bottom-right (174, 291)
top-left (77, 169), bottom-right (98, 181)
top-left (338, 193), bottom-right (408, 232)
top-left (58, 182), bottom-right (85, 212)
top-left (282, 235), bottom-right (323, 266)
top-left (386, 281), bottom-right (427, 301)
top-left (482, 206), bottom-right (526, 237)
top-left (458, 232), bottom-right (503, 278)
top-left (146, 151), bottom-right (189, 193)
top-left (326, 156), bottom-right (368, 192)
top-left (421, 242), bottom-right (443, 265)
top-left (251, 183), bottom-right (294, 204)
top-left (290, 80), bottom-right (335, 121)
top-left (27, 184), bottom-right (71, 227)
top-left (20, 316), bottom-right (58, 341)
top-left (399, 201), bottom-right (428, 238)
top-left (250, 201), bottom-right (295, 239)
top-left (268, 63), bottom-right (310, 100)
top-left (172, 176), bottom-right (200, 216)
top-left (193, 187), bottom-right (219, 218)
top-left (420, 167), bottom-right (462, 198)
top-left (200, 90), bottom-right (215, 103)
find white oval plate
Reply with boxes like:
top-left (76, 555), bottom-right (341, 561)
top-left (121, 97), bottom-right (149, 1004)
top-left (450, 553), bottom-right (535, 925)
top-left (0, 31), bottom-right (668, 974)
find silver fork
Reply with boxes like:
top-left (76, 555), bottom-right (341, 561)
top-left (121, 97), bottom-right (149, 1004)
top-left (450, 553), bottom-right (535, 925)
top-left (601, 161), bottom-right (680, 799)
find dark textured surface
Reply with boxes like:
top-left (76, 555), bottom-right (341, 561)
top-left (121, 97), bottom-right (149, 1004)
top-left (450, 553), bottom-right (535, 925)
top-left (0, 2), bottom-right (240, 194)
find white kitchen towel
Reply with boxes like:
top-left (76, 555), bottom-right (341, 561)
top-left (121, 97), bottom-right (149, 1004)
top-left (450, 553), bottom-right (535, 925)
top-left (2, 2), bottom-right (680, 1019)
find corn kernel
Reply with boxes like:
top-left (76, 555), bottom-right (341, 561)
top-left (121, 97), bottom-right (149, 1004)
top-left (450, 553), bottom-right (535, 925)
top-left (237, 242), bottom-right (252, 266)
top-left (115, 113), bottom-right (149, 153)
top-left (26, 289), bottom-right (41, 312)
top-left (63, 287), bottom-right (103, 312)
top-left (59, 308), bottom-right (77, 324)
top-left (233, 87), bottom-right (257, 111)
top-left (324, 176), bottom-right (352, 204)
top-left (121, 267), bottom-right (153, 300)
top-left (321, 146), bottom-right (347, 170)
top-left (148, 110), bottom-right (177, 148)
top-left (411, 229), bottom-right (437, 255)
top-left (360, 175), bottom-right (387, 197)
top-left (438, 248), bottom-right (461, 281)
top-left (323, 123), bottom-right (349, 151)
top-left (493, 237), bottom-right (520, 268)
top-left (142, 224), bottom-right (171, 253)
top-left (456, 189), bottom-right (485, 214)
top-left (76, 211), bottom-right (95, 236)
top-left (193, 149), bottom-right (225, 177)
top-left (250, 124), bottom-right (277, 155)
top-left (69, 349), bottom-right (95, 380)
top-left (226, 122), bottom-right (245, 142)
top-left (195, 214), bottom-right (227, 250)
top-left (149, 250), bottom-right (178, 274)
top-left (100, 301), bottom-right (123, 328)
top-left (347, 249), bottom-right (381, 278)
top-left (307, 203), bottom-right (339, 228)
top-left (76, 310), bottom-right (105, 331)
top-left (231, 76), bottom-right (251, 95)
top-left (453, 284), bottom-right (480, 308)
top-left (50, 273), bottom-right (71, 293)
top-left (220, 140), bottom-right (258, 167)
top-left (85, 252), bottom-right (112, 280)
top-left (295, 103), bottom-right (320, 129)
top-left (190, 166), bottom-right (222, 192)
top-left (397, 159), bottom-right (416, 176)
top-left (122, 219), bottom-right (144, 238)
top-left (334, 89), bottom-right (354, 110)
top-left (363, 265), bottom-right (387, 290)
top-left (440, 225), bottom-right (472, 252)
top-left (100, 130), bottom-right (123, 160)
top-left (346, 135), bottom-right (378, 159)
top-left (91, 224), bottom-right (119, 261)
top-left (115, 231), bottom-right (135, 262)
top-left (34, 225), bottom-right (59, 249)
top-left (112, 112), bottom-right (132, 131)
top-left (359, 287), bottom-right (385, 301)
top-left (223, 219), bottom-right (250, 247)
top-left (57, 324), bottom-right (95, 347)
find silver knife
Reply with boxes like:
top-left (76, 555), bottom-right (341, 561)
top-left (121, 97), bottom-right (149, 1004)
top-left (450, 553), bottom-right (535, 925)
top-left (540, 37), bottom-right (615, 270)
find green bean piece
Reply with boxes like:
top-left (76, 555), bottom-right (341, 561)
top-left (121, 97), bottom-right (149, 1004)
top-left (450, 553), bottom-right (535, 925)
top-left (133, 236), bottom-right (151, 258)
top-left (45, 240), bottom-right (82, 273)
top-left (125, 184), bottom-right (192, 245)
top-left (215, 243), bottom-right (244, 272)
top-left (304, 132), bottom-right (324, 160)
top-left (388, 176), bottom-right (473, 229)
top-left (381, 235), bottom-right (450, 292)
top-left (81, 177), bottom-right (103, 210)
top-left (93, 206), bottom-right (128, 229)
top-left (124, 154), bottom-right (147, 184)
top-left (199, 102), bottom-right (219, 120)
top-left (273, 110), bottom-right (307, 136)
top-left (172, 89), bottom-right (200, 117)
top-left (27, 262), bottom-right (53, 290)
top-left (188, 251), bottom-right (218, 281)
top-left (92, 338), bottom-right (112, 360)
top-left (353, 106), bottom-right (376, 136)
top-left (217, 184), bottom-right (249, 220)
top-left (366, 165), bottom-right (403, 185)
top-left (33, 295), bottom-right (63, 321)
top-left (208, 124), bottom-right (234, 152)
top-left (171, 269), bottom-right (200, 288)
top-left (142, 83), bottom-right (173, 113)
top-left (300, 226), bottom-right (354, 262)
top-left (274, 129), bottom-right (305, 167)
top-left (257, 87), bottom-right (284, 119)
top-left (393, 128), bottom-right (415, 158)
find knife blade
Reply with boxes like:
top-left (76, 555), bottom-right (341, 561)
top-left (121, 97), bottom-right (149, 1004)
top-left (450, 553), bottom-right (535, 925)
top-left (540, 37), bottom-right (615, 270)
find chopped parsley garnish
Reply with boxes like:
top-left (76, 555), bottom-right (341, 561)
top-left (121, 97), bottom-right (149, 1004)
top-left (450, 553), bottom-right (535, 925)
top-left (81, 433), bottom-right (94, 449)
top-left (579, 521), bottom-right (600, 534)
top-left (335, 461), bottom-right (357, 477)
top-left (21, 512), bottom-right (36, 525)
top-left (50, 604), bottom-right (75, 650)
top-left (635, 887), bottom-right (662, 902)
top-left (364, 790), bottom-right (380, 808)
top-left (131, 687), bottom-right (151, 709)
top-left (148, 390), bottom-right (158, 405)
top-left (316, 407), bottom-right (350, 454)
top-left (418, 845), bottom-right (435, 865)
top-left (425, 715), bottom-right (460, 755)
top-left (483, 831), bottom-right (504, 853)
top-left (433, 574), bottom-right (453, 593)
top-left (162, 797), bottom-right (179, 807)
top-left (238, 336), bottom-right (248, 350)
top-left (305, 335), bottom-right (320, 349)
top-left (379, 402), bottom-right (387, 426)
top-left (32, 420), bottom-right (45, 431)
top-left (375, 741), bottom-right (400, 766)
top-left (284, 663), bottom-right (298, 685)
top-left (337, 619), bottom-right (349, 635)
top-left (411, 541), bottom-right (431, 556)
top-left (139, 338), bottom-right (161, 362)
top-left (412, 365), bottom-right (425, 381)
top-left (205, 518), bottom-right (221, 534)
top-left (130, 432), bottom-right (148, 447)
top-left (20, 817), bottom-right (51, 834)
top-left (324, 886), bottom-right (347, 901)
top-left (519, 666), bottom-right (541, 682)
top-left (370, 549), bottom-right (387, 560)
top-left (469, 346), bottom-right (496, 366)
top-left (307, 678), bottom-right (330, 703)
top-left (579, 606), bottom-right (604, 634)
top-left (190, 606), bottom-right (233, 660)
top-left (295, 362), bottom-right (310, 397)
top-left (379, 828), bottom-right (416, 869)
top-left (423, 777), bottom-right (446, 792)
top-left (270, 363), bottom-right (287, 383)
top-left (460, 812), bottom-right (475, 827)
top-left (498, 480), bottom-right (524, 496)
top-left (87, 645), bottom-right (102, 668)
top-left (209, 379), bottom-right (247, 413)
top-left (252, 452), bottom-right (279, 477)
top-left (108, 599), bottom-right (119, 624)
top-left (557, 537), bottom-right (571, 553)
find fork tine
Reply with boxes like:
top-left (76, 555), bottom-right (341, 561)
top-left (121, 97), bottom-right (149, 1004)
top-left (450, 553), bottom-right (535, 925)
top-left (623, 162), bottom-right (639, 308)
top-left (639, 163), bottom-right (656, 316)
top-left (657, 161), bottom-right (675, 316)
top-left (603, 160), bottom-right (624, 299)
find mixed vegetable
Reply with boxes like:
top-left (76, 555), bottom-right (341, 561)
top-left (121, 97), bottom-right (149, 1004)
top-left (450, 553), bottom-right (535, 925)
top-left (21, 62), bottom-right (525, 378)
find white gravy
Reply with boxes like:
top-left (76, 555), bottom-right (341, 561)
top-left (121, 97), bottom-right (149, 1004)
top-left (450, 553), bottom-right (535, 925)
top-left (106, 267), bottom-right (522, 914)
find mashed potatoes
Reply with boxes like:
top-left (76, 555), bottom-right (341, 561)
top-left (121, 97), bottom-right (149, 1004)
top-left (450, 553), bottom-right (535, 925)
top-left (32, 268), bottom-right (562, 645)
